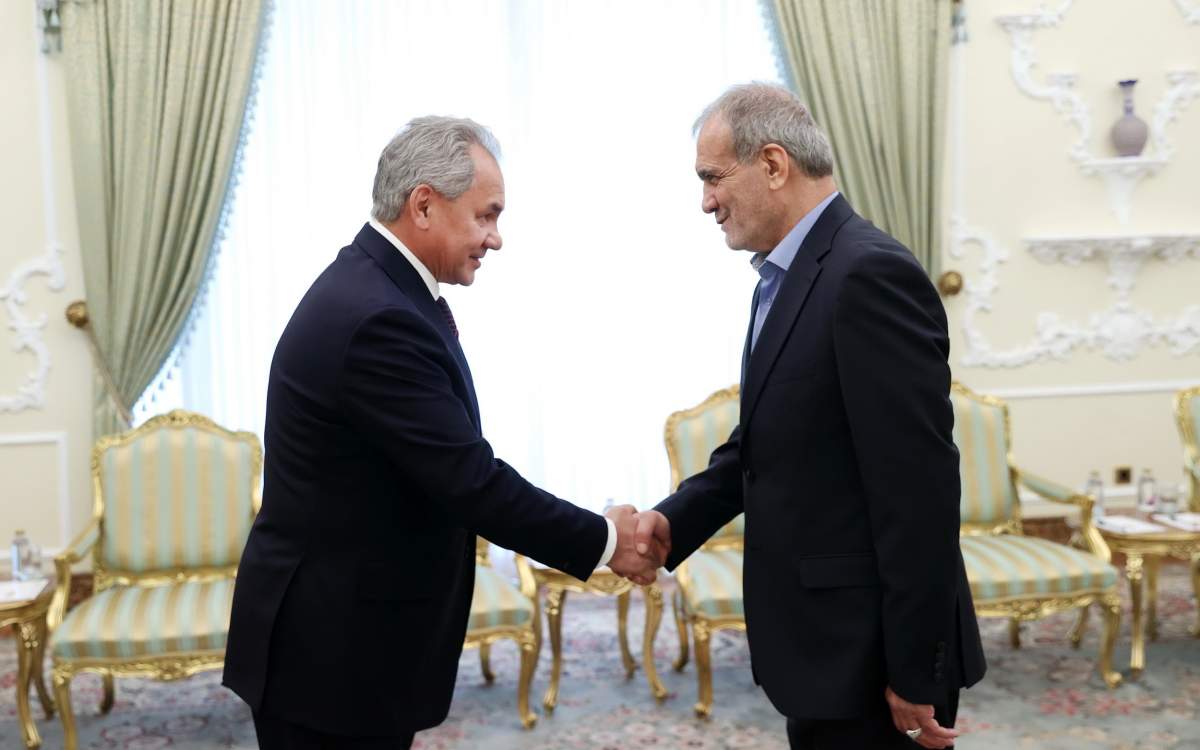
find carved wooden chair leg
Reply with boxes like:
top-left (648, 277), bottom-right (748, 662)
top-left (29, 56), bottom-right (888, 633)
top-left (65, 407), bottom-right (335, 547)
top-left (692, 621), bottom-right (713, 718)
top-left (53, 668), bottom-right (79, 750)
top-left (517, 633), bottom-right (539, 729)
top-left (1098, 594), bottom-right (1123, 688)
top-left (1008, 618), bottom-right (1021, 649)
top-left (100, 670), bottom-right (115, 714)
top-left (480, 644), bottom-right (495, 683)
top-left (1069, 603), bottom-right (1089, 649)
top-left (672, 589), bottom-right (690, 672)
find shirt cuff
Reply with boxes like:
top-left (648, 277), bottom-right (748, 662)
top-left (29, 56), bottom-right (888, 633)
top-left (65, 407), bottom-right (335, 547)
top-left (597, 517), bottom-right (617, 570)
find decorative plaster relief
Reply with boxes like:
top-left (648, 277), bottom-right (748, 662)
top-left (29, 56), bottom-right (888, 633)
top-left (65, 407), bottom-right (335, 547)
top-left (1177, 0), bottom-right (1200, 24)
top-left (951, 228), bottom-right (1200, 365)
top-left (0, 245), bottom-right (66, 412)
top-left (995, 5), bottom-right (1199, 224)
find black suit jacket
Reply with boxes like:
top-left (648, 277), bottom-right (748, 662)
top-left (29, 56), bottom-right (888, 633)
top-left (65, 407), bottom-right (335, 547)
top-left (223, 224), bottom-right (608, 737)
top-left (656, 196), bottom-right (986, 720)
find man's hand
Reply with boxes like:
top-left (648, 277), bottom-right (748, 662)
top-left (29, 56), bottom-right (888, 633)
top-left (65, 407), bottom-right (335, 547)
top-left (605, 506), bottom-right (670, 585)
top-left (885, 687), bottom-right (959, 749)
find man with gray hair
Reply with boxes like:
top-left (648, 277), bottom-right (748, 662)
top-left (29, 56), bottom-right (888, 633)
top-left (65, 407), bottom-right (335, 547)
top-left (632, 83), bottom-right (986, 748)
top-left (223, 116), bottom-right (667, 748)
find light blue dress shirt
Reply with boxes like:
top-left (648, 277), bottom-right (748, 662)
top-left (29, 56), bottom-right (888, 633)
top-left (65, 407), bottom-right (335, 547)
top-left (750, 191), bottom-right (840, 351)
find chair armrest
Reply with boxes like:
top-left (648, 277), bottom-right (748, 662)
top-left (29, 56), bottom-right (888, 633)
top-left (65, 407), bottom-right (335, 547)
top-left (1016, 468), bottom-right (1089, 508)
top-left (1014, 467), bottom-right (1111, 563)
top-left (48, 519), bottom-right (99, 630)
top-left (513, 554), bottom-right (538, 600)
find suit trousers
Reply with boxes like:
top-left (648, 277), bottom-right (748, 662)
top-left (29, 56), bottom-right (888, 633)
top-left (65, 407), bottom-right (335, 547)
top-left (252, 711), bottom-right (414, 750)
top-left (786, 690), bottom-right (959, 750)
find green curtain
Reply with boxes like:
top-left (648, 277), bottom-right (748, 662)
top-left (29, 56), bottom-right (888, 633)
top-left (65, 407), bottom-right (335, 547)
top-left (61, 0), bottom-right (267, 437)
top-left (766, 0), bottom-right (952, 275)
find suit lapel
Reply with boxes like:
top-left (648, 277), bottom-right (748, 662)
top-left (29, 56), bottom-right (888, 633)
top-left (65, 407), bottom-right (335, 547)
top-left (740, 196), bottom-right (854, 429)
top-left (353, 224), bottom-right (482, 429)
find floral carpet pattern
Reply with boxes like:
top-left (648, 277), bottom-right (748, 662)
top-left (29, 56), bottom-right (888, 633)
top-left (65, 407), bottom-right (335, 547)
top-left (1, 569), bottom-right (1197, 749)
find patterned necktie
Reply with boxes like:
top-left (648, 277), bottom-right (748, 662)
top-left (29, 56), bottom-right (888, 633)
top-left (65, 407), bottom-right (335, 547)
top-left (436, 296), bottom-right (459, 338)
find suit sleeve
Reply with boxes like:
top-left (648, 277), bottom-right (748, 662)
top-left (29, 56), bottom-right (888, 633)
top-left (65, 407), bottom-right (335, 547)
top-left (832, 249), bottom-right (962, 705)
top-left (339, 306), bottom-right (607, 581)
top-left (654, 425), bottom-right (744, 570)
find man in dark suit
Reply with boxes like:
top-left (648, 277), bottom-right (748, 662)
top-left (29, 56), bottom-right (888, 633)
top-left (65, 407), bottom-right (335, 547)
top-left (223, 116), bottom-right (664, 749)
top-left (632, 84), bottom-right (986, 749)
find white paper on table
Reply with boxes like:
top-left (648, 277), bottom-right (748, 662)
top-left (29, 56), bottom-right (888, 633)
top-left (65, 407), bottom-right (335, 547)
top-left (1095, 516), bottom-right (1167, 534)
top-left (0, 578), bottom-right (49, 604)
top-left (1151, 512), bottom-right (1200, 532)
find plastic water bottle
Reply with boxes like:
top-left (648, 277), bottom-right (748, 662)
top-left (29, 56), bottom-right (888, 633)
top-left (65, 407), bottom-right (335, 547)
top-left (10, 530), bottom-right (31, 581)
top-left (1084, 471), bottom-right (1105, 518)
top-left (1136, 468), bottom-right (1157, 513)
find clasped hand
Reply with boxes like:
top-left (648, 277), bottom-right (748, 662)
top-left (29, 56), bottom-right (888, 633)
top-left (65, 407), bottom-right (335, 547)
top-left (604, 505), bottom-right (671, 586)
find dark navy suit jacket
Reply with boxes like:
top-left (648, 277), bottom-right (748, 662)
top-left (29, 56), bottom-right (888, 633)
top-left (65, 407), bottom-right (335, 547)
top-left (656, 196), bottom-right (986, 720)
top-left (223, 224), bottom-right (607, 737)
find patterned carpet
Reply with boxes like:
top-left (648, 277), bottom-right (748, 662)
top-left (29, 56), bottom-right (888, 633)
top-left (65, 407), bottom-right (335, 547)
top-left (1, 568), bottom-right (1197, 750)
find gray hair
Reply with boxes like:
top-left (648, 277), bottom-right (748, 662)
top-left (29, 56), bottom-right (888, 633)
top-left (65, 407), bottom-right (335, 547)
top-left (694, 82), bottom-right (834, 178)
top-left (371, 116), bottom-right (502, 222)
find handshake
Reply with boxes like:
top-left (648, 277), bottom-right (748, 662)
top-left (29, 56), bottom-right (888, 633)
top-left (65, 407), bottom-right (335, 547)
top-left (603, 505), bottom-right (671, 586)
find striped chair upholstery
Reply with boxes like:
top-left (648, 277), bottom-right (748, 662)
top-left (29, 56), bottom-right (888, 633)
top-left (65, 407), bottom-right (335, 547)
top-left (464, 540), bottom-right (541, 728)
top-left (961, 535), bottom-right (1118, 602)
top-left (97, 423), bottom-right (259, 573)
top-left (664, 385), bottom-right (746, 718)
top-left (950, 382), bottom-right (1122, 689)
top-left (51, 579), bottom-right (233, 660)
top-left (950, 387), bottom-right (1018, 526)
top-left (48, 411), bottom-right (263, 750)
top-left (667, 385), bottom-right (743, 542)
top-left (469, 565), bottom-right (535, 631)
top-left (678, 549), bottom-right (744, 618)
top-left (1173, 385), bottom-right (1200, 511)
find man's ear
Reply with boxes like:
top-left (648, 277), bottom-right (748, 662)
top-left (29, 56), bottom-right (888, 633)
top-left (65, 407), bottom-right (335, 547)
top-left (408, 185), bottom-right (435, 229)
top-left (761, 144), bottom-right (791, 190)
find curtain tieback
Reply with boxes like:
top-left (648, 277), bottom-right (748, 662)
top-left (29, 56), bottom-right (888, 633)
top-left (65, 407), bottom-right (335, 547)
top-left (66, 300), bottom-right (134, 427)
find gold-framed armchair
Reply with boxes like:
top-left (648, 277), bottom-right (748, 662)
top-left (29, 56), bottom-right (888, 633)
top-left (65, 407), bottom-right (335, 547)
top-left (951, 382), bottom-right (1123, 687)
top-left (1174, 385), bottom-right (1200, 513)
top-left (47, 411), bottom-right (262, 749)
top-left (465, 538), bottom-right (542, 729)
top-left (663, 385), bottom-right (745, 718)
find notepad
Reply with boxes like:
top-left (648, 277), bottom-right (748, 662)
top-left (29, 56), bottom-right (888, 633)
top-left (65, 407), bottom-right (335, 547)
top-left (0, 578), bottom-right (50, 604)
top-left (1095, 516), bottom-right (1166, 534)
top-left (1151, 512), bottom-right (1200, 532)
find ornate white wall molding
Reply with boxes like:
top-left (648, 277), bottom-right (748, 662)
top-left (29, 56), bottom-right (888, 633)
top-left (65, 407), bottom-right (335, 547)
top-left (1027, 235), bottom-right (1200, 300)
top-left (995, 6), bottom-right (1199, 224)
top-left (952, 233), bottom-right (1200, 366)
top-left (995, 3), bottom-right (1090, 163)
top-left (1152, 70), bottom-right (1200, 160)
top-left (0, 245), bottom-right (66, 412)
top-left (0, 431), bottom-right (71, 548)
top-left (1177, 0), bottom-right (1200, 24)
top-left (985, 379), bottom-right (1200, 400)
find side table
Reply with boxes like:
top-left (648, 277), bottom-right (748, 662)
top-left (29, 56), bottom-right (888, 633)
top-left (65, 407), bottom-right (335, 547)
top-left (1, 577), bottom-right (55, 749)
top-left (1096, 515), bottom-right (1200, 676)
top-left (529, 563), bottom-right (666, 710)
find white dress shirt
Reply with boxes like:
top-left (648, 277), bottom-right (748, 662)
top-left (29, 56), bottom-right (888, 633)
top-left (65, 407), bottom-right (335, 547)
top-left (368, 219), bottom-right (618, 570)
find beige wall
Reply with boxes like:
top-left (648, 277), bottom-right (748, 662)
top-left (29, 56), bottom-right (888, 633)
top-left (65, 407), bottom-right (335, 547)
top-left (0, 2), bottom-right (92, 554)
top-left (943, 0), bottom-right (1200, 508)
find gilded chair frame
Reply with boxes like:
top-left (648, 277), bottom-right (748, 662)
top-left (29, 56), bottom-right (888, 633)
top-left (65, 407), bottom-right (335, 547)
top-left (663, 385), bottom-right (745, 717)
top-left (1173, 385), bottom-right (1200, 513)
top-left (464, 538), bottom-right (543, 729)
top-left (952, 382), bottom-right (1122, 688)
top-left (47, 411), bottom-right (263, 748)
